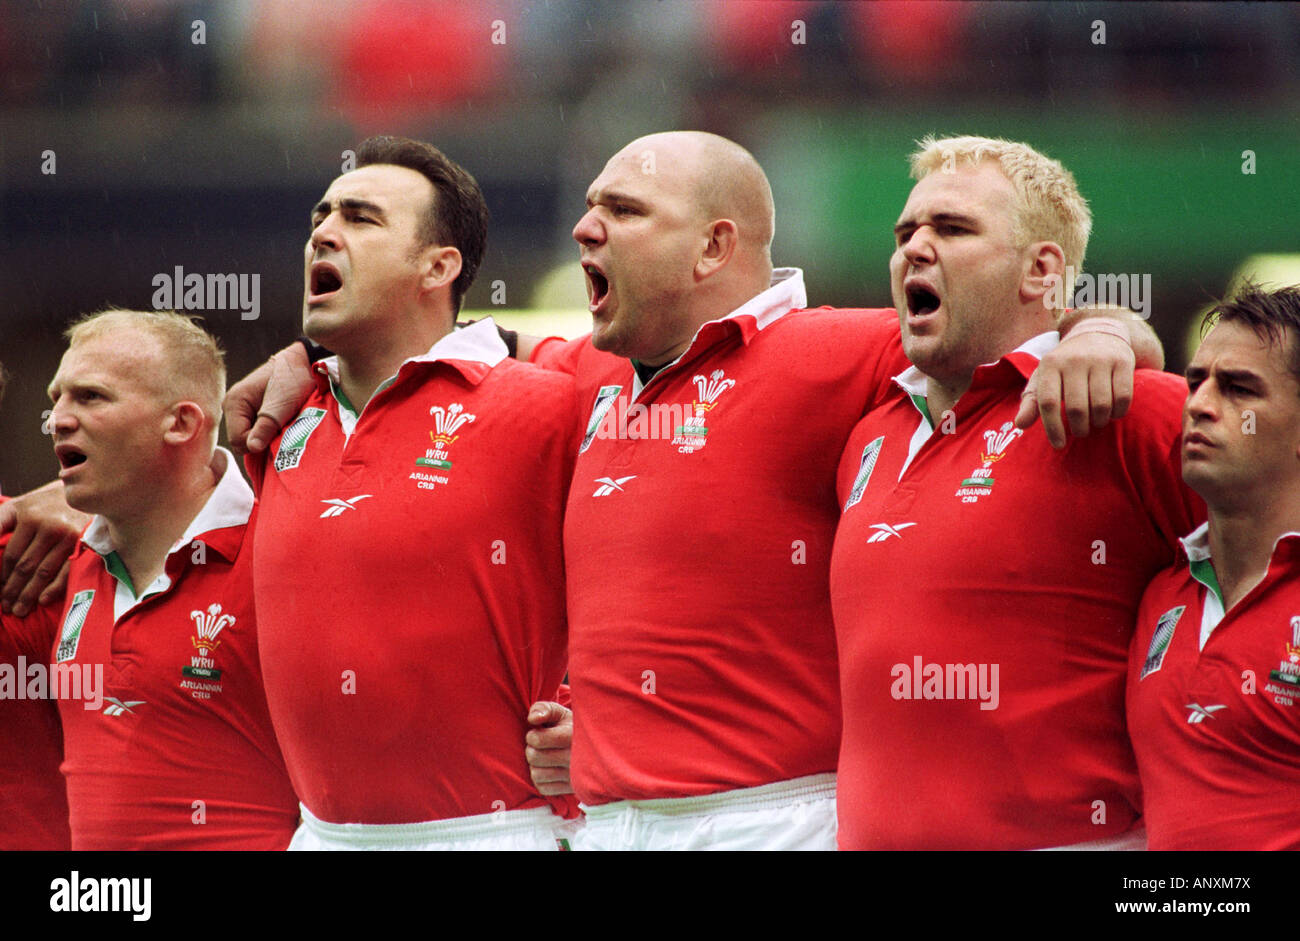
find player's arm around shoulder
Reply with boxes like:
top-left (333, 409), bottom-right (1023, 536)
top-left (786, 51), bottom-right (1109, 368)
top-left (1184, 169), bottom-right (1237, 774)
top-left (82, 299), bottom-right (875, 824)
top-left (525, 334), bottom-right (587, 375)
top-left (1, 485), bottom-right (91, 617)
top-left (770, 306), bottom-right (908, 402)
top-left (0, 538), bottom-right (87, 659)
top-left (1114, 368), bottom-right (1204, 547)
top-left (1125, 367), bottom-right (1193, 440)
top-left (782, 305), bottom-right (901, 356)
top-left (494, 359), bottom-right (584, 489)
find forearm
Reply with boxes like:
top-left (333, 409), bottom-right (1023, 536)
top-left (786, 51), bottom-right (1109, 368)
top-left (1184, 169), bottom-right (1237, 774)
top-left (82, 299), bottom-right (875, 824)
top-left (514, 333), bottom-right (544, 362)
top-left (1059, 306), bottom-right (1163, 371)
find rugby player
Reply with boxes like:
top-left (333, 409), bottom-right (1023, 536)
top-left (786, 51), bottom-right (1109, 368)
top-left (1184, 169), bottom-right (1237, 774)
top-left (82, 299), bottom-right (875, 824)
top-left (830, 136), bottom-right (1201, 849)
top-left (1128, 283), bottom-right (1300, 849)
top-left (1, 309), bottom-right (299, 849)
top-left (245, 136), bottom-right (581, 850)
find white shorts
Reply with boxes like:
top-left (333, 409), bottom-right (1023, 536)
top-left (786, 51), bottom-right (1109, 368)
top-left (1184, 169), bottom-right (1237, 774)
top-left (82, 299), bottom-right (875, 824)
top-left (1040, 827), bottom-right (1147, 851)
top-left (574, 773), bottom-right (837, 851)
top-left (289, 803), bottom-right (579, 851)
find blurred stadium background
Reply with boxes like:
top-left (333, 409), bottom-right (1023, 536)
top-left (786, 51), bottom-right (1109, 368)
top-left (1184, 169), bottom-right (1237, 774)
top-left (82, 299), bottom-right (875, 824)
top-left (2, 0), bottom-right (1299, 494)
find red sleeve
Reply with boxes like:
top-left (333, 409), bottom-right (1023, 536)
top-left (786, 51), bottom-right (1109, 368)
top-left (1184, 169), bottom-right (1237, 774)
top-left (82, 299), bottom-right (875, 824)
top-left (850, 307), bottom-right (908, 413)
top-left (0, 571), bottom-right (70, 849)
top-left (1, 521), bottom-right (73, 656)
top-left (1119, 369), bottom-right (1206, 551)
top-left (530, 335), bottom-right (589, 375)
top-left (524, 370), bottom-right (582, 823)
top-left (243, 450), bottom-right (267, 498)
top-left (797, 306), bottom-right (907, 416)
top-left (0, 597), bottom-right (61, 663)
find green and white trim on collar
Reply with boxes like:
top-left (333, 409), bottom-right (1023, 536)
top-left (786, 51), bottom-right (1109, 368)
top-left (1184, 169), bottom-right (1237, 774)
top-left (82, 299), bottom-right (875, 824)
top-left (890, 330), bottom-right (1061, 480)
top-left (1179, 522), bottom-right (1300, 650)
top-left (318, 319), bottom-right (509, 438)
top-left (1178, 523), bottom-right (1225, 651)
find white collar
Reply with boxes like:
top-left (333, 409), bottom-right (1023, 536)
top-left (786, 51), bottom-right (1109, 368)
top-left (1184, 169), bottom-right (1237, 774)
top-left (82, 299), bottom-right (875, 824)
top-left (721, 266), bottom-right (807, 331)
top-left (317, 318), bottom-right (508, 390)
top-left (1178, 521), bottom-right (1212, 562)
top-left (1179, 520), bottom-right (1300, 563)
top-left (629, 268), bottom-right (806, 399)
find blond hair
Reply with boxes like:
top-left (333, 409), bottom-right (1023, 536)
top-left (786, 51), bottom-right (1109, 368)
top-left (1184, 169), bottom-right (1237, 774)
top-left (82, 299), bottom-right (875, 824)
top-left (909, 135), bottom-right (1091, 275)
top-left (64, 309), bottom-right (226, 448)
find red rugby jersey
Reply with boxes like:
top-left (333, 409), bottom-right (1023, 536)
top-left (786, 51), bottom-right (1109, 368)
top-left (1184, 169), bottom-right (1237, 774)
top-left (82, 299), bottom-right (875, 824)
top-left (15, 451), bottom-right (299, 849)
top-left (1127, 524), bottom-right (1300, 849)
top-left (543, 270), bottom-right (906, 803)
top-left (831, 334), bottom-right (1201, 849)
top-left (0, 511), bottom-right (71, 850)
top-left (249, 321), bottom-right (580, 824)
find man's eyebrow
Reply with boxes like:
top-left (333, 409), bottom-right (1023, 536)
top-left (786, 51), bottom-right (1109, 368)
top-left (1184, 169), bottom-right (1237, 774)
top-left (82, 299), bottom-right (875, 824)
top-left (1185, 363), bottom-right (1263, 384)
top-left (587, 189), bottom-right (644, 208)
top-left (932, 211), bottom-right (980, 227)
top-left (1215, 367), bottom-right (1264, 384)
top-left (46, 378), bottom-right (96, 400)
top-left (310, 197), bottom-right (387, 221)
top-left (895, 211), bottom-right (980, 235)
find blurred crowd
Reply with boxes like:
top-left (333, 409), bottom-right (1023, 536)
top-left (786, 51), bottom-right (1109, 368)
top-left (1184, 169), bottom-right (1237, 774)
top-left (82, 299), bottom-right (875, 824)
top-left (4, 1), bottom-right (1297, 113)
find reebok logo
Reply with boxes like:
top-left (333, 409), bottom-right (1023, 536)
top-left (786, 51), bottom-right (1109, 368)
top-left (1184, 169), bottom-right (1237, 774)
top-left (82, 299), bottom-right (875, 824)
top-left (320, 495), bottom-right (373, 518)
top-left (866, 522), bottom-right (916, 543)
top-left (103, 697), bottom-right (145, 716)
top-left (1185, 703), bottom-right (1225, 724)
top-left (592, 476), bottom-right (636, 497)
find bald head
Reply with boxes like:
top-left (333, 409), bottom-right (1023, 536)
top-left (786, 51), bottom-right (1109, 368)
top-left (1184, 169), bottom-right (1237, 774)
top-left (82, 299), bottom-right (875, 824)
top-left (575, 131), bottom-right (780, 364)
top-left (617, 131), bottom-right (775, 267)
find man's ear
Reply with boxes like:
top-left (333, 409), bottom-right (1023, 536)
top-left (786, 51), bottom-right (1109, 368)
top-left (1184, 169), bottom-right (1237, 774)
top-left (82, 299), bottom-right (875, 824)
top-left (1021, 241), bottom-right (1066, 305)
top-left (162, 401), bottom-right (209, 447)
top-left (420, 245), bottom-right (463, 295)
top-left (695, 219), bottom-right (738, 280)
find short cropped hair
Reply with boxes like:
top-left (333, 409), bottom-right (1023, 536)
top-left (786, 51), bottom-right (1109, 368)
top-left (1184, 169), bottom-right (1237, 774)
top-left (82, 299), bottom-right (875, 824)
top-left (909, 135), bottom-right (1092, 276)
top-left (64, 309), bottom-right (226, 447)
top-left (1201, 282), bottom-right (1300, 386)
top-left (357, 135), bottom-right (489, 313)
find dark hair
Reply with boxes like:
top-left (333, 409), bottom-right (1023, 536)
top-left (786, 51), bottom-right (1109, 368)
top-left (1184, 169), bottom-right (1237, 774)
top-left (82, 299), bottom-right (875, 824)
top-left (1202, 282), bottom-right (1300, 383)
top-left (0, 360), bottom-right (7, 409)
top-left (356, 136), bottom-right (489, 313)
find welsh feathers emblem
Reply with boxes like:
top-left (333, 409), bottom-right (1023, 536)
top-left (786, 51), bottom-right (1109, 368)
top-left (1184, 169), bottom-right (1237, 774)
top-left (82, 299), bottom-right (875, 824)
top-left (429, 403), bottom-right (476, 446)
top-left (191, 603), bottom-right (235, 656)
top-left (980, 422), bottom-right (1023, 464)
top-left (692, 370), bottom-right (736, 413)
